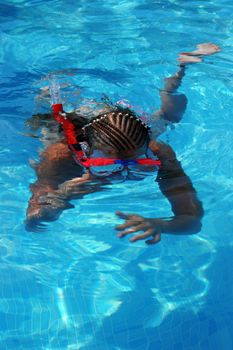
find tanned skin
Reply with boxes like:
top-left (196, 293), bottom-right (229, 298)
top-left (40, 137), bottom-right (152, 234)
top-left (26, 43), bottom-right (220, 245)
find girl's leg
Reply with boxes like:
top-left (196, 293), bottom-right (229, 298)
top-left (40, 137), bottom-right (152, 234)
top-left (150, 65), bottom-right (188, 138)
top-left (152, 42), bottom-right (220, 130)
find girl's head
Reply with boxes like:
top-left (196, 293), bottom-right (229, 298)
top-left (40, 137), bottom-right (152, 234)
top-left (82, 109), bottom-right (151, 159)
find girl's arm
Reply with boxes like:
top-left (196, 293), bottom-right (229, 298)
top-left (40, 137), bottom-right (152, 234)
top-left (115, 141), bottom-right (204, 244)
top-left (26, 141), bottom-right (86, 231)
top-left (154, 141), bottom-right (204, 232)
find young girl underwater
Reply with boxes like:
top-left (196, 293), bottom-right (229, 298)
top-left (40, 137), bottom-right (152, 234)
top-left (26, 43), bottom-right (220, 245)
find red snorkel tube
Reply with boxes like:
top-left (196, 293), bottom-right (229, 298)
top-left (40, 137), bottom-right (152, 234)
top-left (50, 76), bottom-right (87, 163)
top-left (52, 103), bottom-right (86, 162)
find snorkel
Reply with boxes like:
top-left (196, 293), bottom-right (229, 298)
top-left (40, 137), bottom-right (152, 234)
top-left (49, 76), bottom-right (161, 170)
top-left (49, 75), bottom-right (88, 162)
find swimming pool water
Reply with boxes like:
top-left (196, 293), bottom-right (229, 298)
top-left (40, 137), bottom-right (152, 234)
top-left (0, 1), bottom-right (233, 349)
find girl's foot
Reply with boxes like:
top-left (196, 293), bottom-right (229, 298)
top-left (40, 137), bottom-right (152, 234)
top-left (178, 54), bottom-right (203, 65)
top-left (180, 42), bottom-right (221, 57)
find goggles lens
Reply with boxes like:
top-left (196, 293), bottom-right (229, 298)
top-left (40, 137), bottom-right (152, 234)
top-left (89, 163), bottom-right (124, 176)
top-left (88, 150), bottom-right (122, 176)
top-left (87, 150), bottom-right (159, 177)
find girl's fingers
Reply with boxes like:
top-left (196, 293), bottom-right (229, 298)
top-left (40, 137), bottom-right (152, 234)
top-left (146, 232), bottom-right (161, 245)
top-left (115, 211), bottom-right (130, 220)
top-left (117, 224), bottom-right (147, 237)
top-left (27, 222), bottom-right (47, 233)
top-left (116, 211), bottom-right (141, 221)
top-left (115, 212), bottom-right (160, 245)
top-left (129, 229), bottom-right (153, 243)
top-left (179, 51), bottom-right (195, 56)
top-left (116, 218), bottom-right (145, 231)
top-left (116, 221), bottom-right (134, 231)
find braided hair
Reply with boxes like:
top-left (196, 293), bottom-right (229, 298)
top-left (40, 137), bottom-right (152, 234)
top-left (82, 110), bottom-right (151, 154)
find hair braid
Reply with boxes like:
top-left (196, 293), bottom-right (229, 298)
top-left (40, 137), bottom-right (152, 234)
top-left (82, 110), bottom-right (150, 153)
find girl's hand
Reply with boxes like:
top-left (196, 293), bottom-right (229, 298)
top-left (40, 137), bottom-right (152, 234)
top-left (115, 211), bottom-right (161, 245)
top-left (25, 194), bottom-right (74, 232)
top-left (178, 55), bottom-right (203, 65)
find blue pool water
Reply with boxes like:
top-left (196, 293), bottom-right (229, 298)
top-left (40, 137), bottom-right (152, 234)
top-left (1, 1), bottom-right (233, 349)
